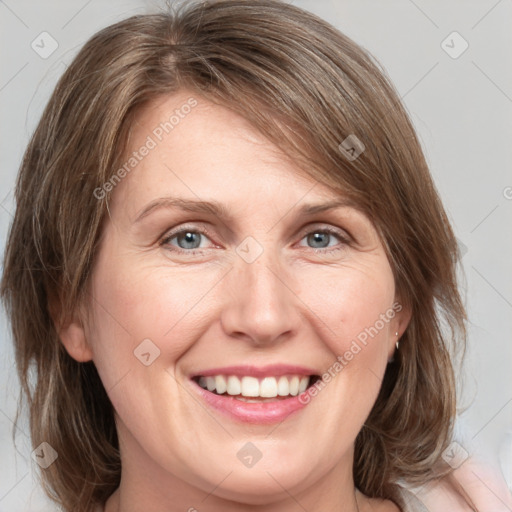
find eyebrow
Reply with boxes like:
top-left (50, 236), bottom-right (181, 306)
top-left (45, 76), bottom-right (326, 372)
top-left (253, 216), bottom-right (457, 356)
top-left (133, 196), bottom-right (356, 224)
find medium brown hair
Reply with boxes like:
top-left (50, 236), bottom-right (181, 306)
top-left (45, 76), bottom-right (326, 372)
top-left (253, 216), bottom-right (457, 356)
top-left (1, 1), bottom-right (466, 510)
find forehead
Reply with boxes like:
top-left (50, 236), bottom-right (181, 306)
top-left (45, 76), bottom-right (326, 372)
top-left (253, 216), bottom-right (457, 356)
top-left (108, 92), bottom-right (358, 218)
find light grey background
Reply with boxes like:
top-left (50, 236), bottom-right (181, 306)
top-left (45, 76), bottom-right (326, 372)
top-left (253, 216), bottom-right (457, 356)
top-left (1, 1), bottom-right (511, 510)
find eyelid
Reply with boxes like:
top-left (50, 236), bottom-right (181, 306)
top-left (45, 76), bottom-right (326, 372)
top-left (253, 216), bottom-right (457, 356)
top-left (296, 222), bottom-right (352, 242)
top-left (159, 223), bottom-right (214, 246)
top-left (161, 221), bottom-right (351, 243)
top-left (160, 221), bottom-right (353, 257)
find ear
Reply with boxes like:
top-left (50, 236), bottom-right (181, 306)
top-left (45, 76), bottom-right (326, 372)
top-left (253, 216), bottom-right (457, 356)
top-left (59, 318), bottom-right (94, 362)
top-left (49, 296), bottom-right (93, 362)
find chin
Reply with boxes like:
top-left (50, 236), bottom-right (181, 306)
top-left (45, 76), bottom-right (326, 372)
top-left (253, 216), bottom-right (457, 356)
top-left (199, 473), bottom-right (305, 505)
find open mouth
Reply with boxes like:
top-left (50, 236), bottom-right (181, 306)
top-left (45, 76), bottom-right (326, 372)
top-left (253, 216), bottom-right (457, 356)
top-left (192, 374), bottom-right (320, 402)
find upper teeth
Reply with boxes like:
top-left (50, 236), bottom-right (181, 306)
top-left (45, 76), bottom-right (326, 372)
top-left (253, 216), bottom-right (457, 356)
top-left (198, 375), bottom-right (310, 397)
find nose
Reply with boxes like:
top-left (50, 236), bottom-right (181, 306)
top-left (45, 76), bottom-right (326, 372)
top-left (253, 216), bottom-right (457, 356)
top-left (220, 245), bottom-right (300, 347)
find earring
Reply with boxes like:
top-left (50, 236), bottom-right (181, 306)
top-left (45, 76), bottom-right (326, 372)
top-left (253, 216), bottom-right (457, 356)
top-left (388, 332), bottom-right (400, 363)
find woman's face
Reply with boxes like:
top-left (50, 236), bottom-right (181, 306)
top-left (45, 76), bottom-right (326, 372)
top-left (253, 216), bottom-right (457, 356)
top-left (63, 92), bottom-right (410, 506)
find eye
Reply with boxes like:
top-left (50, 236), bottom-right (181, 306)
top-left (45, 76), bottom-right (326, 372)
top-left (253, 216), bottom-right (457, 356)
top-left (297, 226), bottom-right (350, 254)
top-left (160, 224), bottom-right (350, 256)
top-left (160, 225), bottom-right (215, 255)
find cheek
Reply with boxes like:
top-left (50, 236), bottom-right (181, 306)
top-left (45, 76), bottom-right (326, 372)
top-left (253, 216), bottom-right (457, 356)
top-left (306, 260), bottom-right (395, 350)
top-left (87, 246), bottom-right (190, 347)
top-left (301, 259), bottom-right (397, 416)
top-left (85, 246), bottom-right (223, 398)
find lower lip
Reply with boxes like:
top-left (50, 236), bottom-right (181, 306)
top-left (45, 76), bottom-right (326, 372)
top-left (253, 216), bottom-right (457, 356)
top-left (192, 381), bottom-right (312, 424)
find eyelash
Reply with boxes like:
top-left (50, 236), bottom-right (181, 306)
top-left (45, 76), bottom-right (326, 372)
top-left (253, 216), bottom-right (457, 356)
top-left (159, 224), bottom-right (351, 256)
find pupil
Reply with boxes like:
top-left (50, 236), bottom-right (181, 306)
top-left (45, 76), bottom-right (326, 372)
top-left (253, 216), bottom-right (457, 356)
top-left (178, 232), bottom-right (329, 250)
top-left (180, 232), bottom-right (200, 249)
top-left (309, 232), bottom-right (328, 248)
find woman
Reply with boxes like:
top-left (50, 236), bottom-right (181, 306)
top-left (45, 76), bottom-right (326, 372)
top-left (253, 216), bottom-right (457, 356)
top-left (1, 1), bottom-right (509, 511)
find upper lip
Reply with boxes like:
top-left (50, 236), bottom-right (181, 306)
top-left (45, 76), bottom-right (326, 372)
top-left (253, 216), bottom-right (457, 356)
top-left (190, 364), bottom-right (319, 379)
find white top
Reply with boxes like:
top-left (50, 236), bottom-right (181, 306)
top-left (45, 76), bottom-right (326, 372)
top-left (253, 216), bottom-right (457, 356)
top-left (93, 486), bottom-right (428, 511)
top-left (399, 487), bottom-right (429, 511)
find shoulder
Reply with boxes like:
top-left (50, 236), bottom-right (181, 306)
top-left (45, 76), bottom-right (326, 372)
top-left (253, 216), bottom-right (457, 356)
top-left (360, 488), bottom-right (424, 512)
top-left (395, 486), bottom-right (430, 512)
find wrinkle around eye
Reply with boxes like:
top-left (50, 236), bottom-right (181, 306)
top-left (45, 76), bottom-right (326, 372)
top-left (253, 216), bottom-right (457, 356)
top-left (127, 207), bottom-right (380, 254)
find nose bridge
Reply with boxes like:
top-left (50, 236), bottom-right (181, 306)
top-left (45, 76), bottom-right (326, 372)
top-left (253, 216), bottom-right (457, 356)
top-left (241, 242), bottom-right (286, 303)
top-left (220, 235), bottom-right (298, 345)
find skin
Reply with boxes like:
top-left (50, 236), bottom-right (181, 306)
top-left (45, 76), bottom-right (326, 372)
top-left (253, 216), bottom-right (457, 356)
top-left (417, 457), bottom-right (512, 511)
top-left (59, 91), bottom-right (413, 512)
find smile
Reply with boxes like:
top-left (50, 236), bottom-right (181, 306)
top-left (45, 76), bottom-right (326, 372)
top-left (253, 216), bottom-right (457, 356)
top-left (196, 374), bottom-right (313, 399)
top-left (190, 365), bottom-right (320, 424)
